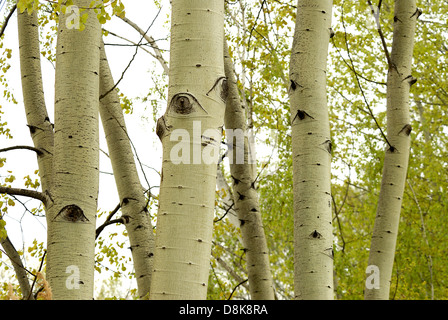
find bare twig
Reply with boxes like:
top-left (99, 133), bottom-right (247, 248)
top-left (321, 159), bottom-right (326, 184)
top-left (0, 145), bottom-right (44, 155)
top-left (0, 4), bottom-right (16, 38)
top-left (339, 0), bottom-right (392, 150)
top-left (118, 14), bottom-right (169, 74)
top-left (0, 186), bottom-right (49, 206)
top-left (99, 7), bottom-right (162, 101)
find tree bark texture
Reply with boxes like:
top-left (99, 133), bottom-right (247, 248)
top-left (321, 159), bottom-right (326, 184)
top-left (289, 0), bottom-right (334, 300)
top-left (365, 0), bottom-right (418, 300)
top-left (150, 0), bottom-right (226, 300)
top-left (99, 41), bottom-right (155, 299)
top-left (46, 0), bottom-right (101, 299)
top-left (17, 6), bottom-right (54, 193)
top-left (223, 40), bottom-right (275, 300)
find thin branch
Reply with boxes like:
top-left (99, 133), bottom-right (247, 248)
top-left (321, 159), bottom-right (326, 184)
top-left (214, 202), bottom-right (235, 223)
top-left (227, 279), bottom-right (248, 300)
top-left (367, 0), bottom-right (394, 70)
top-left (95, 203), bottom-right (122, 239)
top-left (340, 0), bottom-right (392, 150)
top-left (0, 145), bottom-right (44, 155)
top-left (247, 0), bottom-right (266, 49)
top-left (99, 7), bottom-right (162, 101)
top-left (0, 4), bottom-right (16, 38)
top-left (28, 250), bottom-right (46, 300)
top-left (118, 13), bottom-right (169, 75)
top-left (0, 186), bottom-right (49, 206)
top-left (95, 217), bottom-right (127, 239)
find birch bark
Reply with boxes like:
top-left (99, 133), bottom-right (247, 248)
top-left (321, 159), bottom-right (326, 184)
top-left (223, 40), bottom-right (274, 300)
top-left (365, 0), bottom-right (418, 300)
top-left (99, 41), bottom-right (155, 299)
top-left (289, 0), bottom-right (334, 299)
top-left (46, 0), bottom-right (101, 299)
top-left (150, 0), bottom-right (225, 300)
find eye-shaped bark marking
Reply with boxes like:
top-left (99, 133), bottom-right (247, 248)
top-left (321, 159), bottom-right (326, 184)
top-left (54, 204), bottom-right (89, 223)
top-left (168, 93), bottom-right (207, 115)
top-left (206, 76), bottom-right (228, 102)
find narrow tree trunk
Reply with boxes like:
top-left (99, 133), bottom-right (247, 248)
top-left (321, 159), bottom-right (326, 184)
top-left (46, 1), bottom-right (101, 299)
top-left (150, 0), bottom-right (225, 300)
top-left (365, 0), bottom-right (418, 300)
top-left (15, 4), bottom-right (53, 300)
top-left (99, 41), bottom-right (155, 299)
top-left (17, 5), bottom-right (53, 193)
top-left (289, 0), bottom-right (334, 299)
top-left (223, 40), bottom-right (274, 300)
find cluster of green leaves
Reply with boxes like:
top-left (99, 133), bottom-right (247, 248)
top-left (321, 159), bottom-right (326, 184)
top-left (18, 0), bottom-right (125, 31)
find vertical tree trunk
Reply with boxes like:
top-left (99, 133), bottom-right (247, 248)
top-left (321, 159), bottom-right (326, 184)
top-left (15, 4), bottom-right (53, 300)
top-left (365, 0), bottom-right (418, 300)
top-left (223, 40), bottom-right (274, 300)
top-left (289, 0), bottom-right (334, 299)
top-left (17, 5), bottom-right (53, 194)
top-left (46, 0), bottom-right (101, 299)
top-left (150, 0), bottom-right (225, 300)
top-left (99, 41), bottom-right (155, 299)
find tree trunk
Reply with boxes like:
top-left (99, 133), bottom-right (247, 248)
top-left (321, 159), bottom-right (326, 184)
top-left (365, 0), bottom-right (418, 300)
top-left (150, 0), bottom-right (225, 300)
top-left (99, 41), bottom-right (155, 299)
top-left (15, 4), bottom-right (53, 300)
top-left (17, 5), bottom-right (53, 194)
top-left (45, 0), bottom-right (101, 299)
top-left (289, 0), bottom-right (334, 299)
top-left (223, 40), bottom-right (274, 300)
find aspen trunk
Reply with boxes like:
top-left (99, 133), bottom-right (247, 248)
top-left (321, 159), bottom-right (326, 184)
top-left (289, 0), bottom-right (334, 299)
top-left (17, 6), bottom-right (53, 193)
top-left (150, 0), bottom-right (225, 300)
top-left (223, 40), bottom-right (274, 300)
top-left (46, 1), bottom-right (101, 299)
top-left (365, 0), bottom-right (418, 300)
top-left (99, 41), bottom-right (155, 299)
top-left (16, 5), bottom-right (53, 299)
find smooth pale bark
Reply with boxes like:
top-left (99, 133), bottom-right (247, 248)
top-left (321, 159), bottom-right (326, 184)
top-left (15, 5), bottom-right (53, 299)
top-left (99, 41), bottom-right (155, 299)
top-left (365, 0), bottom-right (418, 300)
top-left (223, 41), bottom-right (274, 300)
top-left (46, 1), bottom-right (101, 299)
top-left (17, 7), bottom-right (54, 193)
top-left (289, 0), bottom-right (334, 299)
top-left (150, 0), bottom-right (225, 300)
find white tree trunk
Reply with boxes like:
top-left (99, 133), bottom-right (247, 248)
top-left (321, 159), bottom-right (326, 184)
top-left (365, 0), bottom-right (418, 300)
top-left (46, 0), bottom-right (101, 299)
top-left (289, 0), bottom-right (334, 299)
top-left (99, 41), bottom-right (155, 299)
top-left (223, 40), bottom-right (274, 300)
top-left (150, 0), bottom-right (225, 300)
top-left (17, 7), bottom-right (53, 192)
